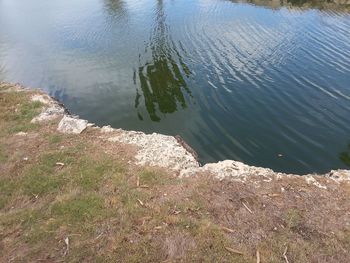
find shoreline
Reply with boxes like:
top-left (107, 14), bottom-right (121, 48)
top-left (2, 81), bottom-right (349, 184)
top-left (1, 81), bottom-right (350, 262)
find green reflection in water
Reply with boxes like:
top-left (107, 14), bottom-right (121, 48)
top-left (103, 0), bottom-right (127, 18)
top-left (0, 65), bottom-right (5, 82)
top-left (339, 144), bottom-right (350, 167)
top-left (135, 0), bottom-right (192, 122)
top-left (235, 0), bottom-right (350, 11)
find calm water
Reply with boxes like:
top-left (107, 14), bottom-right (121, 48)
top-left (1, 0), bottom-right (350, 174)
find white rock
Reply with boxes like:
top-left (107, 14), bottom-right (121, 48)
top-left (16, 132), bottom-right (28, 136)
top-left (101, 125), bottom-right (115, 133)
top-left (305, 176), bottom-right (327, 189)
top-left (108, 131), bottom-right (199, 171)
top-left (326, 170), bottom-right (350, 182)
top-left (31, 104), bottom-right (65, 123)
top-left (181, 160), bottom-right (274, 180)
top-left (57, 115), bottom-right (88, 134)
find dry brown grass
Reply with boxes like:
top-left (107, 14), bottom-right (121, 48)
top-left (1, 84), bottom-right (350, 262)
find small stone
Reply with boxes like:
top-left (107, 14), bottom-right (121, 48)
top-left (16, 132), bottom-right (27, 136)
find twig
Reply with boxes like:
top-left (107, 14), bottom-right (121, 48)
top-left (283, 246), bottom-right (289, 263)
top-left (68, 233), bottom-right (82, 237)
top-left (95, 232), bottom-right (103, 240)
top-left (136, 176), bottom-right (140, 187)
top-left (63, 237), bottom-right (69, 256)
top-left (137, 199), bottom-right (144, 206)
top-left (221, 226), bottom-right (235, 233)
top-left (242, 202), bottom-right (253, 214)
top-left (256, 249), bottom-right (260, 263)
top-left (225, 247), bottom-right (243, 255)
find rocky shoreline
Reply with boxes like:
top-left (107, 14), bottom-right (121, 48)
top-left (3, 82), bottom-right (349, 187)
top-left (2, 82), bottom-right (350, 262)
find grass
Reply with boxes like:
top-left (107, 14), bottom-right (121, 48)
top-left (48, 134), bottom-right (63, 144)
top-left (51, 194), bottom-right (106, 223)
top-left (0, 144), bottom-right (7, 163)
top-left (0, 91), bottom-right (42, 135)
top-left (0, 85), bottom-right (349, 262)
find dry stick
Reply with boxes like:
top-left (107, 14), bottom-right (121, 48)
top-left (283, 246), bottom-right (289, 263)
top-left (137, 199), bottom-right (144, 206)
top-left (256, 249), bottom-right (260, 263)
top-left (221, 226), bottom-right (235, 233)
top-left (242, 202), bottom-right (253, 214)
top-left (225, 247), bottom-right (243, 255)
top-left (63, 237), bottom-right (69, 257)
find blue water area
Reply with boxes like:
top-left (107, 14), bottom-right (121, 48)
top-left (0, 0), bottom-right (350, 174)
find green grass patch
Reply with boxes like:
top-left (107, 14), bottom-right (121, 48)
top-left (48, 134), bottom-right (63, 144)
top-left (22, 172), bottom-right (66, 196)
top-left (74, 158), bottom-right (116, 191)
top-left (15, 101), bottom-right (43, 121)
top-left (0, 178), bottom-right (17, 209)
top-left (20, 150), bottom-right (78, 196)
top-left (138, 169), bottom-right (169, 186)
top-left (0, 207), bottom-right (43, 229)
top-left (51, 194), bottom-right (105, 223)
top-left (0, 144), bottom-right (7, 163)
top-left (9, 101), bottom-right (43, 132)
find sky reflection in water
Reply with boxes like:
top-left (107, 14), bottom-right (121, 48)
top-left (0, 0), bottom-right (350, 173)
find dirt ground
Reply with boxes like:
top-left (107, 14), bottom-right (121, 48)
top-left (1, 83), bottom-right (349, 262)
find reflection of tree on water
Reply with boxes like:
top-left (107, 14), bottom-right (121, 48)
top-left (230, 0), bottom-right (350, 11)
top-left (135, 0), bottom-right (191, 122)
top-left (339, 143), bottom-right (350, 167)
top-left (0, 65), bottom-right (5, 82)
top-left (103, 0), bottom-right (127, 19)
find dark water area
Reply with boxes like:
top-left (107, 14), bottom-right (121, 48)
top-left (0, 0), bottom-right (350, 174)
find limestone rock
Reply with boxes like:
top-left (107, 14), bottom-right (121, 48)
top-left (31, 104), bottom-right (65, 123)
top-left (58, 115), bottom-right (88, 134)
top-left (108, 131), bottom-right (200, 171)
top-left (101, 125), bottom-right (115, 133)
top-left (180, 160), bottom-right (274, 179)
top-left (326, 170), bottom-right (350, 182)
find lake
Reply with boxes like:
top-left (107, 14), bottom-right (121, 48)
top-left (0, 0), bottom-right (350, 174)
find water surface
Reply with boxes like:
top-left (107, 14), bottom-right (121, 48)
top-left (1, 0), bottom-right (350, 174)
